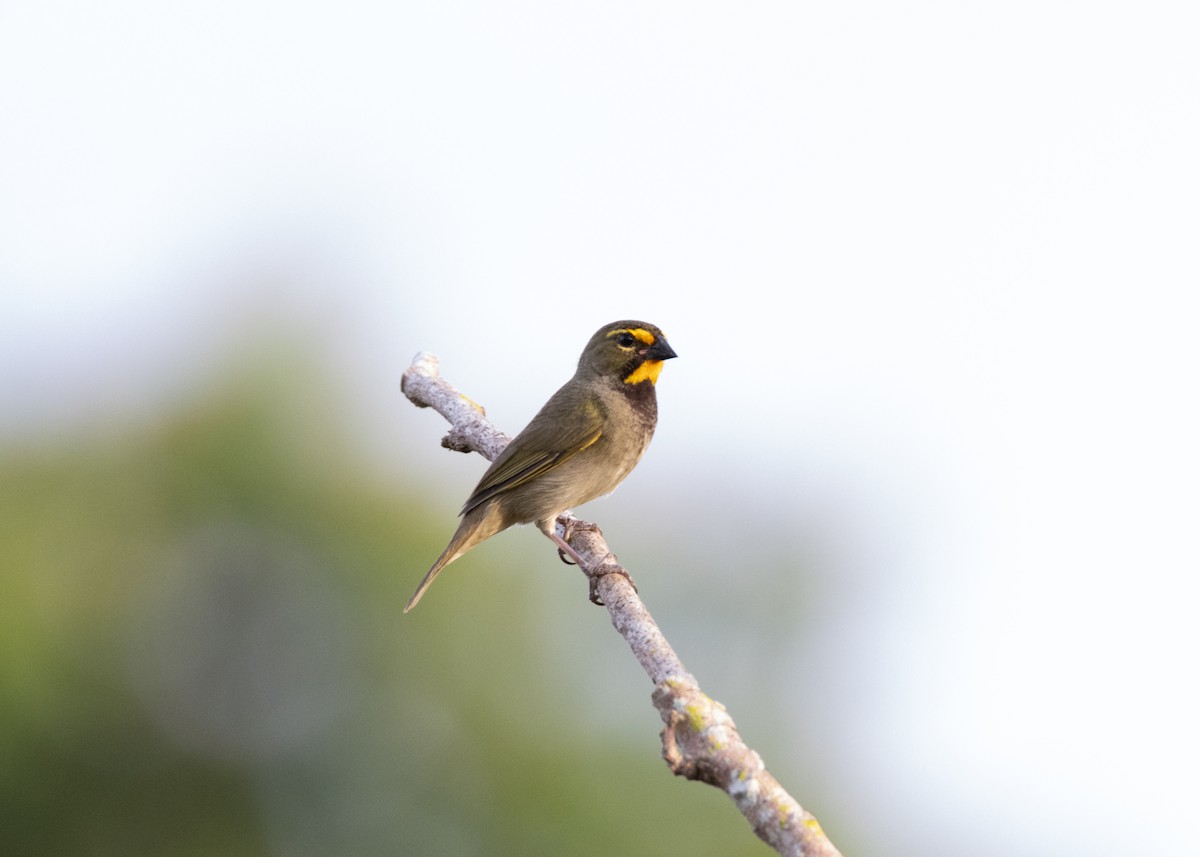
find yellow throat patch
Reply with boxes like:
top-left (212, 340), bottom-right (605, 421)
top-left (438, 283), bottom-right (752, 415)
top-left (624, 360), bottom-right (664, 385)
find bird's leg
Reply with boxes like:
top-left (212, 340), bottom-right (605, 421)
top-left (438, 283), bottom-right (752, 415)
top-left (553, 518), bottom-right (603, 565)
top-left (548, 530), bottom-right (588, 567)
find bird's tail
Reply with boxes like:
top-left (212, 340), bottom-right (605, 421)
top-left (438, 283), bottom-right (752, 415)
top-left (403, 511), bottom-right (497, 612)
top-left (403, 547), bottom-right (458, 613)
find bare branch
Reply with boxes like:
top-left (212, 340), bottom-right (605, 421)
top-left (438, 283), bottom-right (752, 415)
top-left (401, 351), bottom-right (844, 857)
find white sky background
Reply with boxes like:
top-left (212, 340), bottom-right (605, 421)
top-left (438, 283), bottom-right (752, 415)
top-left (2, 2), bottom-right (1198, 855)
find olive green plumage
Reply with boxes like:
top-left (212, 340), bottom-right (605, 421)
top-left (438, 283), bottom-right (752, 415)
top-left (404, 320), bottom-right (677, 612)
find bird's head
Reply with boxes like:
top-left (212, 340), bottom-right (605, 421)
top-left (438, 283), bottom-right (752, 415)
top-left (579, 320), bottom-right (678, 385)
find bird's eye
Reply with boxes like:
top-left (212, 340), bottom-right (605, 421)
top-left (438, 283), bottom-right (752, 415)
top-left (616, 332), bottom-right (636, 348)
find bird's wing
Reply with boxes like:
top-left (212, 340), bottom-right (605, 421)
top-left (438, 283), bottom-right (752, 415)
top-left (460, 390), bottom-right (605, 517)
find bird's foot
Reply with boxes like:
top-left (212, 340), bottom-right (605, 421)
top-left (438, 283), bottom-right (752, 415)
top-left (547, 518), bottom-right (634, 606)
top-left (585, 562), bottom-right (637, 607)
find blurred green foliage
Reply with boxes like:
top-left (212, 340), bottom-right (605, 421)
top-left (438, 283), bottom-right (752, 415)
top-left (0, 348), bottom-right (772, 856)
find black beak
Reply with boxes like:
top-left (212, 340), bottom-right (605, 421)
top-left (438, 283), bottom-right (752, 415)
top-left (646, 338), bottom-right (678, 361)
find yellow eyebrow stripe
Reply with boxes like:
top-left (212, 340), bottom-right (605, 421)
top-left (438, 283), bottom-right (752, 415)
top-left (607, 327), bottom-right (656, 345)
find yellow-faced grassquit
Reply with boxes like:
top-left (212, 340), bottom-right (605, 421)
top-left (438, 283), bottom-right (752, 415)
top-left (404, 320), bottom-right (677, 612)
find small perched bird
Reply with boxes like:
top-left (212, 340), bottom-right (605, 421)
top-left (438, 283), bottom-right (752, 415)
top-left (404, 320), bottom-right (677, 612)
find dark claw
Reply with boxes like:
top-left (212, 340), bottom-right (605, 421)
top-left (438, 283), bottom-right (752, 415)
top-left (557, 547), bottom-right (577, 566)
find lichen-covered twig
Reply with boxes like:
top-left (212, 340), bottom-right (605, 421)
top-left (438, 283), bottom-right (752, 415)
top-left (402, 351), bottom-right (844, 857)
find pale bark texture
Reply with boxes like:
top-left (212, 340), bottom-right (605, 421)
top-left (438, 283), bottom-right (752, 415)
top-left (401, 351), bottom-right (844, 857)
